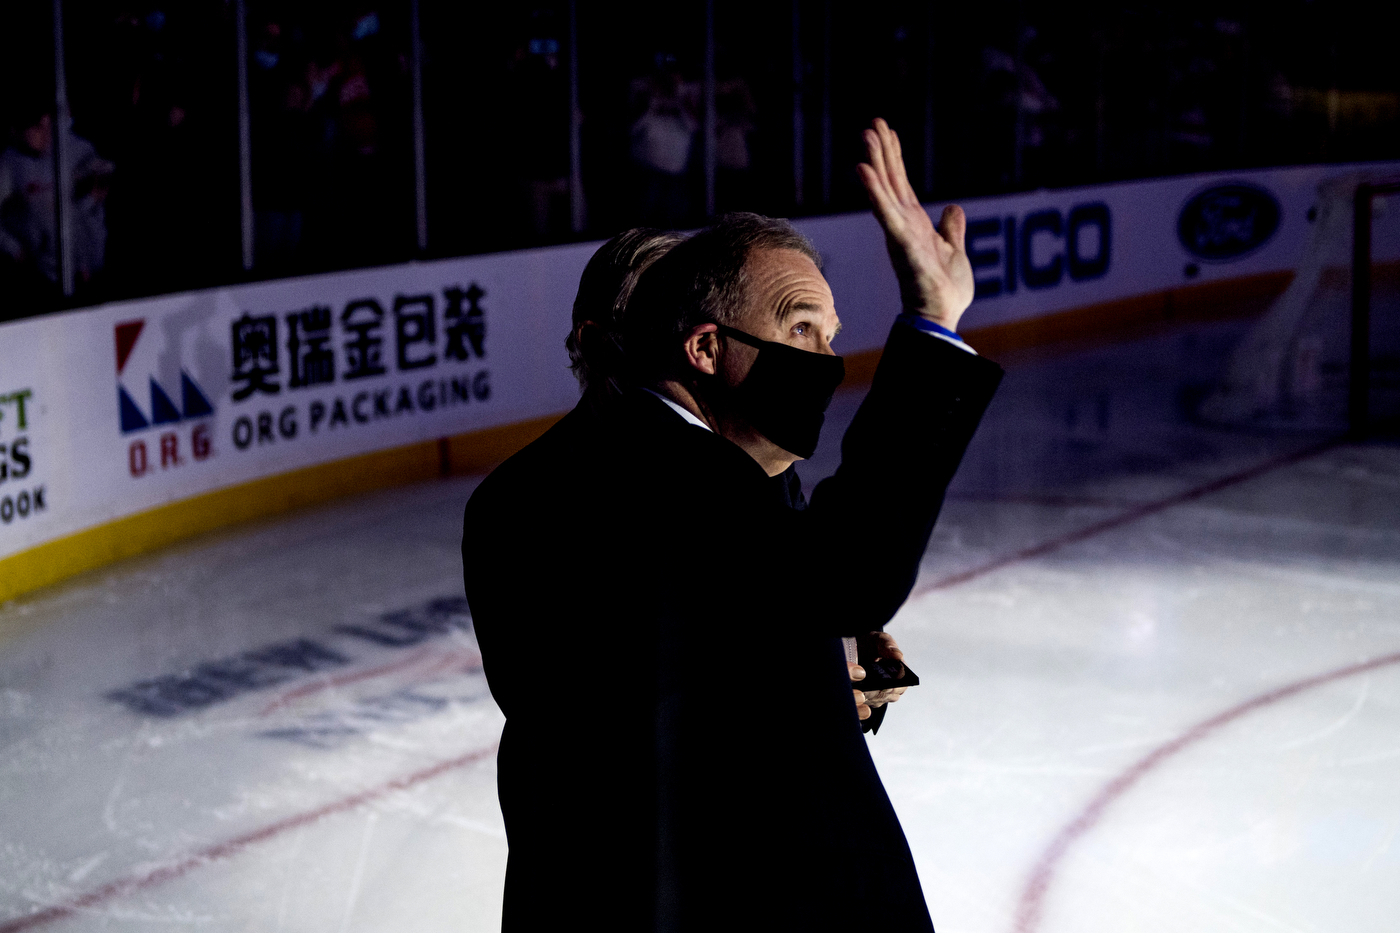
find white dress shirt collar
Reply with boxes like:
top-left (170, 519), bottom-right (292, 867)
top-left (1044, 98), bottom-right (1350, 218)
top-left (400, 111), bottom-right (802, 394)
top-left (641, 388), bottom-right (714, 433)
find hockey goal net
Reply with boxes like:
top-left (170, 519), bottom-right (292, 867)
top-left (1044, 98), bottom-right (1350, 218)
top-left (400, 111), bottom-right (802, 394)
top-left (1201, 172), bottom-right (1400, 437)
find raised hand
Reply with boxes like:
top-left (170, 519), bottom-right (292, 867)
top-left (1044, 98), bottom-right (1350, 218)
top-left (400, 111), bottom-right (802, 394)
top-left (857, 118), bottom-right (975, 331)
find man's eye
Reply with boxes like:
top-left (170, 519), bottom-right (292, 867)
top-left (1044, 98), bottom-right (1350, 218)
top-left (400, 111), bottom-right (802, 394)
top-left (793, 323), bottom-right (808, 336)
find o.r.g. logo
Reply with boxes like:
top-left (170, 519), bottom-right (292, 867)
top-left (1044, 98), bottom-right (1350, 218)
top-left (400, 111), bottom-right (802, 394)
top-left (1177, 183), bottom-right (1281, 261)
top-left (116, 319), bottom-right (215, 477)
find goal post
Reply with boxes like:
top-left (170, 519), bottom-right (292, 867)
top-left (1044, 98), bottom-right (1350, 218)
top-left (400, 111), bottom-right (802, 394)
top-left (1352, 179), bottom-right (1400, 438)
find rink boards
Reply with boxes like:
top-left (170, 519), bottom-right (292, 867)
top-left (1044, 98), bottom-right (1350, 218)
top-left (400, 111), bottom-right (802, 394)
top-left (2, 160), bottom-right (1398, 602)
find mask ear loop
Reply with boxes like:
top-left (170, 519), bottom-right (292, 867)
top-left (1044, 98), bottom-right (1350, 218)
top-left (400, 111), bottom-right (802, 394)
top-left (712, 323), bottom-right (767, 350)
top-left (576, 322), bottom-right (630, 402)
top-left (603, 331), bottom-right (627, 399)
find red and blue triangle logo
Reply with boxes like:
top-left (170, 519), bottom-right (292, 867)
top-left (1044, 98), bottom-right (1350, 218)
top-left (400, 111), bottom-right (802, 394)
top-left (182, 372), bottom-right (214, 418)
top-left (119, 385), bottom-right (149, 432)
top-left (116, 320), bottom-right (216, 434)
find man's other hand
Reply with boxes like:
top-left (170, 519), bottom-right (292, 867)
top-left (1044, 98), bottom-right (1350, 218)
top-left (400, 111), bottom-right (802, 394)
top-left (849, 631), bottom-right (909, 720)
top-left (857, 118), bottom-right (975, 332)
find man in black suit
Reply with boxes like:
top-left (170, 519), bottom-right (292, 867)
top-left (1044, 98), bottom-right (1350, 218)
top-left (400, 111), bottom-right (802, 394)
top-left (462, 119), bottom-right (1003, 931)
top-left (567, 224), bottom-right (910, 729)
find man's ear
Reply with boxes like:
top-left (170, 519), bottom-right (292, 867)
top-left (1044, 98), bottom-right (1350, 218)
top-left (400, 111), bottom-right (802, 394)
top-left (682, 323), bottom-right (720, 376)
top-left (575, 320), bottom-right (603, 354)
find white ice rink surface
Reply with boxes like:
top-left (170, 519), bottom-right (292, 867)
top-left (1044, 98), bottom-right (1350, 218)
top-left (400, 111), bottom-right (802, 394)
top-left (2, 317), bottom-right (1398, 933)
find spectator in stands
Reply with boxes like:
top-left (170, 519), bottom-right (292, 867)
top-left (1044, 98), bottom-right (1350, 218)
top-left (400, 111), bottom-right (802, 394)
top-left (0, 102), bottom-right (113, 296)
top-left (250, 17), bottom-right (311, 270)
top-left (297, 8), bottom-right (411, 270)
top-left (83, 3), bottom-right (234, 296)
top-left (715, 76), bottom-right (757, 212)
top-left (629, 54), bottom-right (698, 226)
top-left (507, 27), bottom-right (573, 239)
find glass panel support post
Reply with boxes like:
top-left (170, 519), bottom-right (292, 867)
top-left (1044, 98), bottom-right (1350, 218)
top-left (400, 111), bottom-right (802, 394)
top-left (791, 0), bottom-right (804, 208)
top-left (235, 0), bottom-right (254, 271)
top-left (410, 0), bottom-right (428, 253)
top-left (922, 11), bottom-right (935, 196)
top-left (820, 0), bottom-right (831, 206)
top-left (51, 0), bottom-right (75, 297)
top-left (703, 0), bottom-right (716, 217)
top-left (568, 0), bottom-right (585, 233)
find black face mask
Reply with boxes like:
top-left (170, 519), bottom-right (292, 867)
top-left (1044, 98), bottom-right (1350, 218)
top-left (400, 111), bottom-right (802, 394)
top-left (714, 324), bottom-right (845, 459)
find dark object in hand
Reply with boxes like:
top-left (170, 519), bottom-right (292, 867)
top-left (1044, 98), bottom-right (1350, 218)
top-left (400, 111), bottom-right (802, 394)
top-left (857, 647), bottom-right (919, 692)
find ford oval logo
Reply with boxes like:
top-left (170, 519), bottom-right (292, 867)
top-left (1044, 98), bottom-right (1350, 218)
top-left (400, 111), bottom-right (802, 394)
top-left (1177, 183), bottom-right (1281, 261)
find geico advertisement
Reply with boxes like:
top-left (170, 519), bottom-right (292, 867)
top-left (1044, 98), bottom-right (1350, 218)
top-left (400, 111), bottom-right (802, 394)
top-left (807, 160), bottom-right (1400, 351)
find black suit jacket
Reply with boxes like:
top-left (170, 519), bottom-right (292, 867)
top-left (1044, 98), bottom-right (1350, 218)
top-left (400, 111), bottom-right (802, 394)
top-left (463, 324), bottom-right (1002, 932)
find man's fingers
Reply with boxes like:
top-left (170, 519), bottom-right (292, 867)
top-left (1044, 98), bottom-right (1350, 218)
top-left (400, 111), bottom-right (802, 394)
top-left (856, 162), bottom-right (894, 215)
top-left (874, 631), bottom-right (904, 661)
top-left (853, 689), bottom-right (870, 719)
top-left (883, 123), bottom-right (920, 205)
top-left (873, 121), bottom-right (903, 190)
top-left (856, 163), bottom-right (902, 235)
top-left (864, 684), bottom-right (907, 708)
top-left (864, 127), bottom-right (892, 188)
top-left (878, 119), bottom-right (901, 172)
top-left (856, 132), bottom-right (894, 204)
top-left (875, 117), bottom-right (901, 166)
top-left (848, 663), bottom-right (867, 682)
top-left (869, 122), bottom-right (913, 210)
top-left (939, 204), bottom-right (967, 252)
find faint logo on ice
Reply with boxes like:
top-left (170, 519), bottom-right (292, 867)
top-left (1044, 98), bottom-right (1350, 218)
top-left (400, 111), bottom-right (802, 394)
top-left (105, 595), bottom-right (486, 750)
top-left (257, 679), bottom-right (490, 750)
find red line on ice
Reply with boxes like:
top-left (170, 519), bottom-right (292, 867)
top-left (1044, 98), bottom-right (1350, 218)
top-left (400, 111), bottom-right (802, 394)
top-left (258, 644), bottom-right (482, 716)
top-left (0, 744), bottom-right (498, 933)
top-left (946, 492), bottom-right (1147, 509)
top-left (1011, 651), bottom-right (1400, 933)
top-left (915, 438), bottom-right (1339, 595)
top-left (258, 646), bottom-right (438, 715)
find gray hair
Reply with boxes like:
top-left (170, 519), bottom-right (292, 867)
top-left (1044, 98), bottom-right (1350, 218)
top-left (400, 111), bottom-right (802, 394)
top-left (566, 228), bottom-right (686, 393)
top-left (621, 213), bottom-right (820, 380)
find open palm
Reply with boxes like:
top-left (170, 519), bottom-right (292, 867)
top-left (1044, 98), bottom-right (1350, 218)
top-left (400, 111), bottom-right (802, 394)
top-left (857, 118), bottom-right (975, 331)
